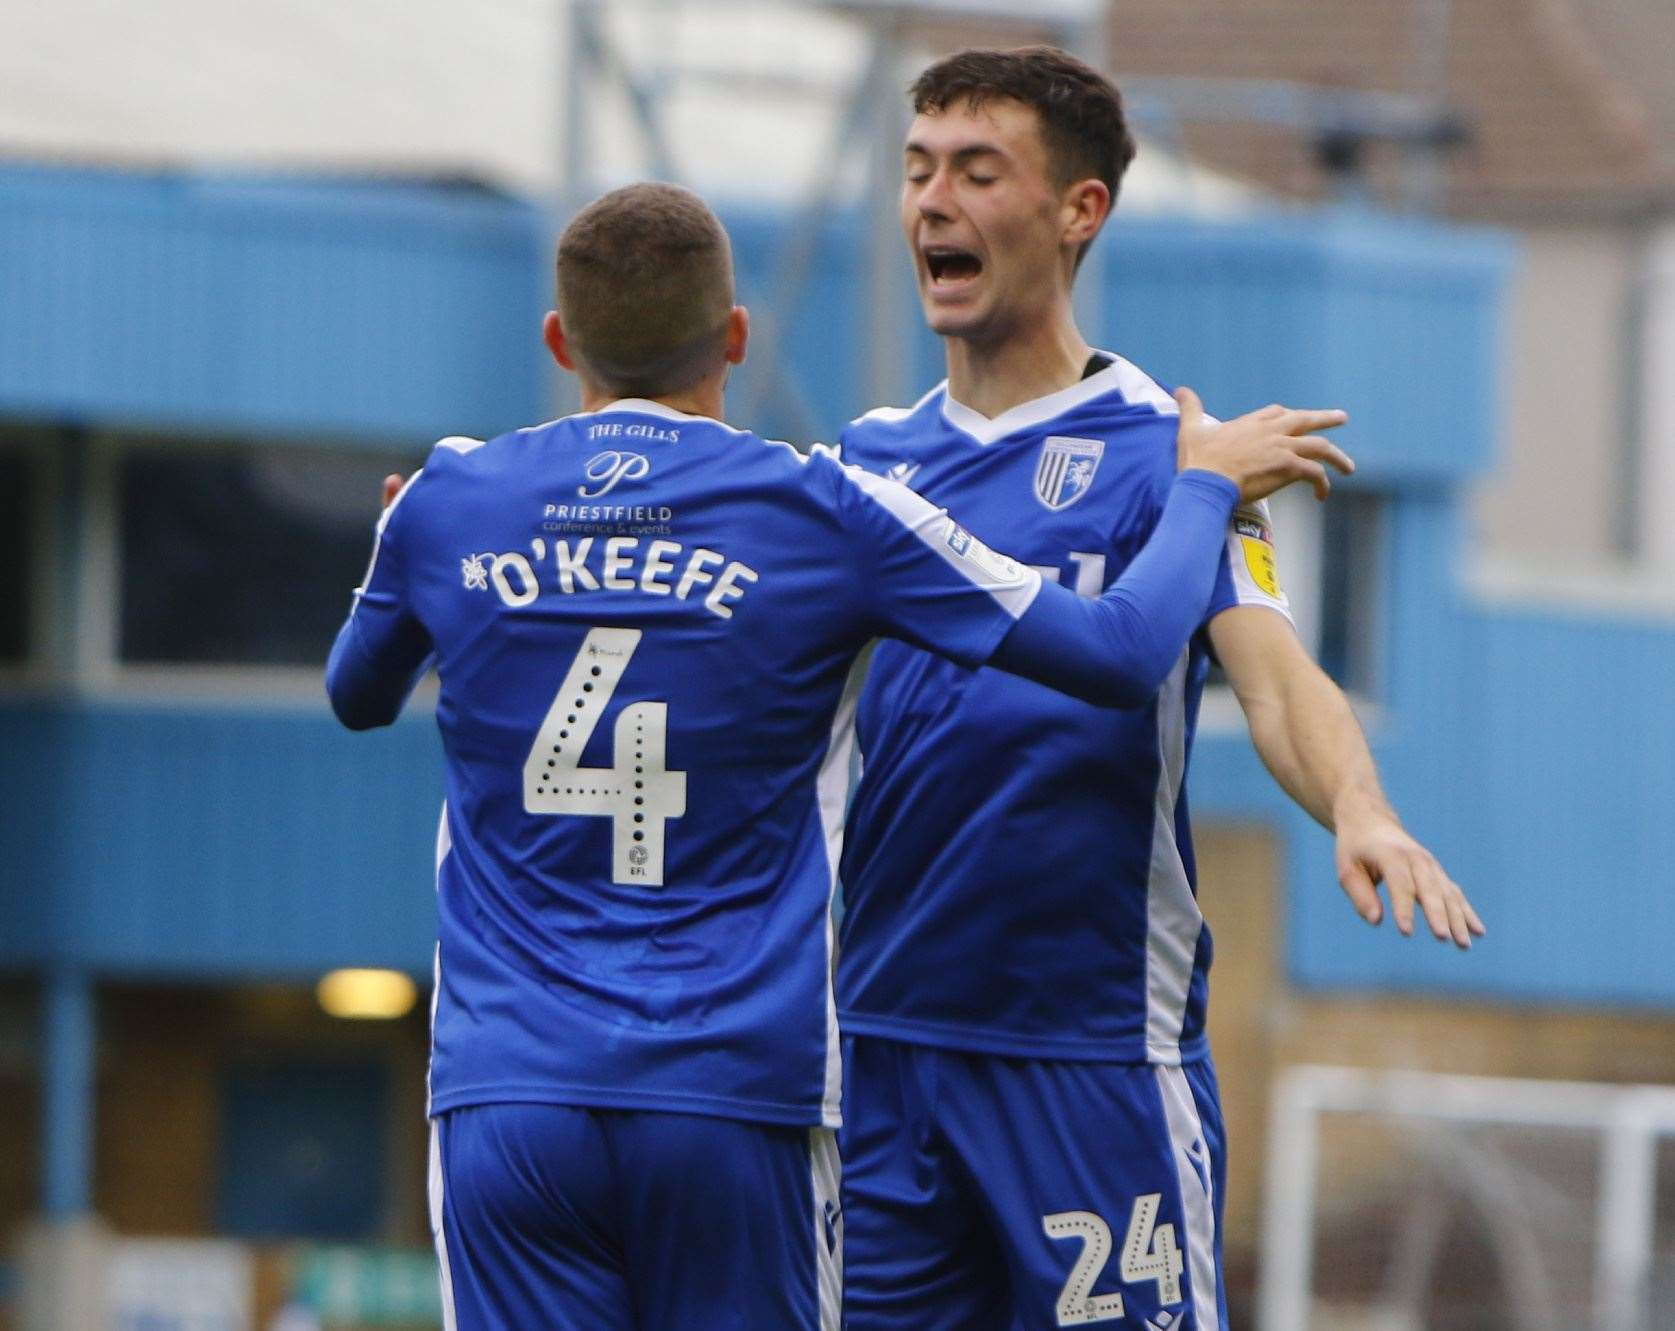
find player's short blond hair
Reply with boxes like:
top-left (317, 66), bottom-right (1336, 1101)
top-left (556, 183), bottom-right (735, 398)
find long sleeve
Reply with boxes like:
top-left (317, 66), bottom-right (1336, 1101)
top-left (988, 469), bottom-right (1237, 707)
top-left (325, 477), bottom-right (434, 729)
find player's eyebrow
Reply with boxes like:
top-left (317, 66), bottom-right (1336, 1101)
top-left (903, 142), bottom-right (1009, 168)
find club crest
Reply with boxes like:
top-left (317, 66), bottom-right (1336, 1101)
top-left (1033, 436), bottom-right (1104, 511)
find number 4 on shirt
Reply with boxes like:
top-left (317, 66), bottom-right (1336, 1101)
top-left (1043, 1193), bottom-right (1184, 1325)
top-left (522, 627), bottom-right (687, 886)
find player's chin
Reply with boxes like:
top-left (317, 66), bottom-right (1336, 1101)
top-left (919, 295), bottom-right (987, 339)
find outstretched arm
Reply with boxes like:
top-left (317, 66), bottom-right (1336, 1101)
top-left (1210, 604), bottom-right (1486, 948)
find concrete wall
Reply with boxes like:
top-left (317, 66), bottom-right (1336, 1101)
top-left (1475, 223), bottom-right (1638, 564)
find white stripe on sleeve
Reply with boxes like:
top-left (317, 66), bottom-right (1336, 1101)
top-left (836, 463), bottom-right (1042, 619)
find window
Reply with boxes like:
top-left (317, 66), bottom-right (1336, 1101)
top-left (0, 429), bottom-right (56, 671)
top-left (1203, 487), bottom-right (1385, 710)
top-left (0, 449), bottom-right (31, 664)
top-left (117, 442), bottom-right (420, 667)
top-left (1316, 491), bottom-right (1384, 698)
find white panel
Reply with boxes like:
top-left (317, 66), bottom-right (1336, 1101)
top-left (427, 1123), bottom-right (459, 1331)
top-left (808, 1127), bottom-right (843, 1331)
top-left (814, 656), bottom-right (868, 1127)
top-left (1155, 1067), bottom-right (1221, 1331)
top-left (1143, 653), bottom-right (1201, 1062)
top-left (1643, 223), bottom-right (1675, 572)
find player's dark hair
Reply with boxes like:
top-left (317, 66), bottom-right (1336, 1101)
top-left (910, 46), bottom-right (1136, 265)
top-left (556, 183), bottom-right (734, 398)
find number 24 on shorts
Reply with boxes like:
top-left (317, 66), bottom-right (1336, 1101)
top-left (1043, 1194), bottom-right (1184, 1326)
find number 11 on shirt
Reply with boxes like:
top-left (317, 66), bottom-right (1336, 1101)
top-left (522, 627), bottom-right (687, 886)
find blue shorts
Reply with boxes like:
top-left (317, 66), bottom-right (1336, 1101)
top-left (840, 1036), bottom-right (1227, 1330)
top-left (430, 1103), bottom-right (841, 1330)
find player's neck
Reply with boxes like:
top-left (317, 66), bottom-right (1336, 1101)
top-left (943, 314), bottom-right (1093, 421)
top-left (578, 381), bottom-right (727, 422)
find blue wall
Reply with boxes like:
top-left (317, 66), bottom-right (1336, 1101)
top-left (0, 166), bottom-right (549, 445)
top-left (1099, 214), bottom-right (1505, 486)
top-left (0, 703), bottom-right (441, 978)
top-left (1, 163), bottom-right (1670, 1012)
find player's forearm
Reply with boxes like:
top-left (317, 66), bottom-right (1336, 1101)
top-left (325, 613), bottom-right (431, 730)
top-left (991, 470), bottom-right (1236, 706)
top-left (1246, 664), bottom-right (1391, 832)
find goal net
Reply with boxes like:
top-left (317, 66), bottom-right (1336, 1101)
top-left (1257, 1066), bottom-right (1675, 1331)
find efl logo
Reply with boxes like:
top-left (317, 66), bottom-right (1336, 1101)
top-left (578, 450), bottom-right (651, 499)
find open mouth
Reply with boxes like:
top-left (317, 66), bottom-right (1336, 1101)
top-left (924, 246), bottom-right (983, 286)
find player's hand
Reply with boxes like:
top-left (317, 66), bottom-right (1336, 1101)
top-left (1335, 807), bottom-right (1485, 949)
top-left (381, 474), bottom-right (404, 510)
top-left (1174, 386), bottom-right (1353, 503)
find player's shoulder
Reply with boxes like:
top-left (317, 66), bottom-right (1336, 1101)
top-left (394, 430), bottom-right (517, 520)
top-left (1067, 355), bottom-right (1185, 441)
top-left (774, 437), bottom-right (854, 510)
top-left (714, 422), bottom-right (844, 486)
top-left (1076, 352), bottom-right (1229, 436)
top-left (839, 383), bottom-right (947, 463)
top-left (1069, 354), bottom-right (1203, 480)
top-left (430, 433), bottom-right (491, 459)
top-left (414, 427), bottom-right (518, 481)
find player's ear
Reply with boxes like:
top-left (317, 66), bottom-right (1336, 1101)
top-left (1060, 178), bottom-right (1111, 254)
top-left (724, 305), bottom-right (749, 367)
top-left (543, 310), bottom-right (575, 371)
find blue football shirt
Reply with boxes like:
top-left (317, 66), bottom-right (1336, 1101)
top-left (328, 400), bottom-right (1047, 1128)
top-left (836, 355), bottom-right (1292, 1065)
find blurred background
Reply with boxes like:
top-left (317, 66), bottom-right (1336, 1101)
top-left (1, 1), bottom-right (1673, 1327)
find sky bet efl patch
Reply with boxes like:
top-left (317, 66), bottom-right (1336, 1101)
top-left (946, 522), bottom-right (1024, 584)
top-left (1234, 509), bottom-right (1282, 598)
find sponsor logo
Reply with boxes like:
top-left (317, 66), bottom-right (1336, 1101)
top-left (460, 552), bottom-right (491, 591)
top-left (1184, 1136), bottom-right (1213, 1194)
top-left (1234, 506), bottom-right (1281, 597)
top-left (1034, 436), bottom-right (1104, 511)
top-left (885, 460), bottom-right (922, 487)
top-left (946, 523), bottom-right (1024, 583)
top-left (578, 450), bottom-right (651, 499)
top-left (543, 502), bottom-right (675, 534)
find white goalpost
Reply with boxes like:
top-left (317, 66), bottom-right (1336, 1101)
top-left (1259, 1065), bottom-right (1675, 1331)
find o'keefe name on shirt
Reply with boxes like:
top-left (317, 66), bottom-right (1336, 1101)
top-left (463, 536), bottom-right (758, 620)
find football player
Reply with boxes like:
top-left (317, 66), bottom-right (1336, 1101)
top-left (836, 48), bottom-right (1484, 1330)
